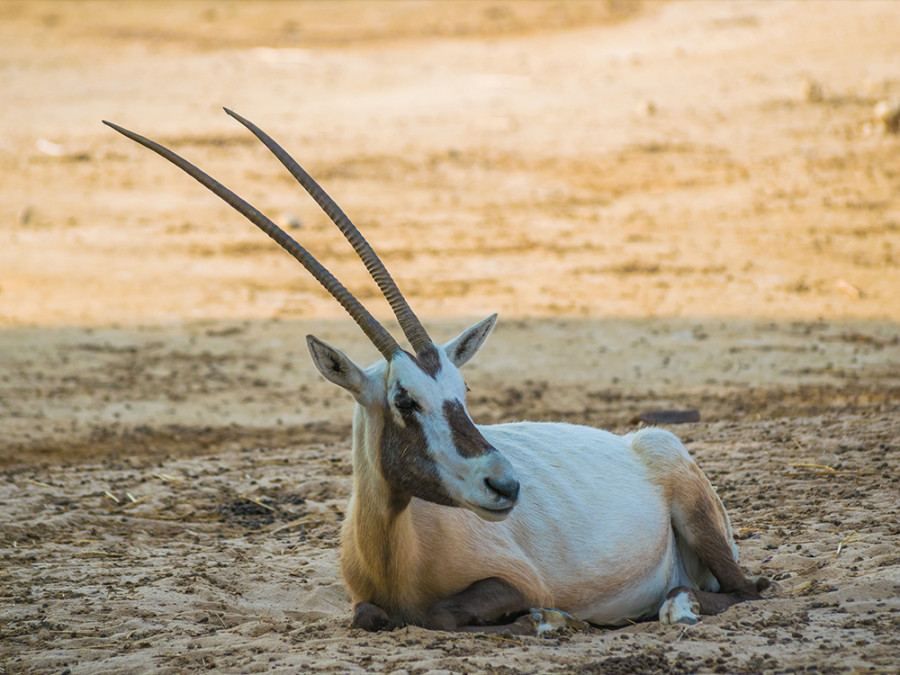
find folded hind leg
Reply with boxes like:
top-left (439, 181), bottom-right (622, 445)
top-left (629, 429), bottom-right (766, 623)
top-left (668, 459), bottom-right (764, 604)
top-left (664, 460), bottom-right (768, 624)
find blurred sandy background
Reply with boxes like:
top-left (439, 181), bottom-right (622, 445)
top-left (1, 2), bottom-right (898, 673)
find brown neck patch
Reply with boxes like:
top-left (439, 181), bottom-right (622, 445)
top-left (443, 399), bottom-right (494, 458)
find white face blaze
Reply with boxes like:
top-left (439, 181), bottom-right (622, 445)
top-left (386, 349), bottom-right (519, 521)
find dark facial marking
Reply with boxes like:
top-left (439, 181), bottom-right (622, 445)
top-left (380, 408), bottom-right (456, 511)
top-left (443, 399), bottom-right (494, 458)
top-left (393, 385), bottom-right (420, 414)
top-left (412, 344), bottom-right (442, 378)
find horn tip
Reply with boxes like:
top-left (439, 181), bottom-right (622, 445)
top-left (223, 107), bottom-right (245, 124)
top-left (103, 120), bottom-right (131, 137)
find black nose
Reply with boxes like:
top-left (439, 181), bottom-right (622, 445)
top-left (485, 475), bottom-right (520, 502)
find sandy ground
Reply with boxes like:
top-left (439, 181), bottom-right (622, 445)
top-left (1, 1), bottom-right (899, 673)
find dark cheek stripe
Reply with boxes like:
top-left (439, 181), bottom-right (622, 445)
top-left (380, 412), bottom-right (455, 509)
top-left (443, 400), bottom-right (493, 458)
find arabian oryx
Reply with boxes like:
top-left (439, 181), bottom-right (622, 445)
top-left (105, 110), bottom-right (767, 634)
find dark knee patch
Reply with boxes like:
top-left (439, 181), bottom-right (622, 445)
top-left (352, 602), bottom-right (393, 631)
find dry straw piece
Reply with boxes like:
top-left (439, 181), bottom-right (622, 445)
top-left (835, 533), bottom-right (861, 558)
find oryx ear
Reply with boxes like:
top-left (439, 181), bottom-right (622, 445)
top-left (306, 335), bottom-right (374, 403)
top-left (441, 313), bottom-right (498, 368)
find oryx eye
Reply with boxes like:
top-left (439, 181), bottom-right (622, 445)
top-left (394, 390), bottom-right (420, 413)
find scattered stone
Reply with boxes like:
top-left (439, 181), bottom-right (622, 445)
top-left (36, 138), bottom-right (66, 157)
top-left (19, 206), bottom-right (35, 226)
top-left (638, 100), bottom-right (658, 116)
top-left (633, 410), bottom-right (701, 425)
top-left (280, 212), bottom-right (303, 230)
top-left (805, 80), bottom-right (825, 103)
top-left (835, 278), bottom-right (862, 299)
top-left (874, 98), bottom-right (900, 134)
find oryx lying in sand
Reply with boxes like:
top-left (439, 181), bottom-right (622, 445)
top-left (105, 110), bottom-right (767, 634)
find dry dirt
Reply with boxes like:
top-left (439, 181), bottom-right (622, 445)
top-left (1, 1), bottom-right (899, 673)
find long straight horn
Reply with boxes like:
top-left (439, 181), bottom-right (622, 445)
top-left (223, 108), bottom-right (434, 355)
top-left (102, 120), bottom-right (402, 360)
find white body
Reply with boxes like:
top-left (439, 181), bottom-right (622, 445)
top-left (482, 423), bottom-right (718, 623)
top-left (341, 394), bottom-right (734, 626)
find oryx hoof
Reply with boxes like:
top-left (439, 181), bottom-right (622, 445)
top-left (659, 587), bottom-right (701, 625)
top-left (753, 575), bottom-right (771, 593)
top-left (514, 607), bottom-right (588, 637)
